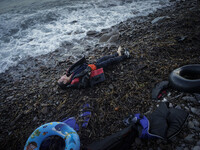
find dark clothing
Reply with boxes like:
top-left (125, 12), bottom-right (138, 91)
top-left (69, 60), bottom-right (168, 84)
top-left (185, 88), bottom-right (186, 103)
top-left (68, 53), bottom-right (126, 78)
top-left (66, 53), bottom-right (127, 89)
top-left (69, 63), bottom-right (88, 83)
top-left (67, 56), bottom-right (87, 77)
top-left (96, 53), bottom-right (126, 69)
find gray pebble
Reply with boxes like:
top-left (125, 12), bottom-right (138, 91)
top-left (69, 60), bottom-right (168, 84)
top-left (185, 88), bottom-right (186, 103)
top-left (194, 93), bottom-right (200, 101)
top-left (108, 34), bottom-right (119, 43)
top-left (169, 103), bottom-right (173, 107)
top-left (181, 104), bottom-right (185, 107)
top-left (194, 127), bottom-right (200, 131)
top-left (176, 147), bottom-right (183, 150)
top-left (193, 119), bottom-right (200, 127)
top-left (151, 16), bottom-right (170, 24)
top-left (188, 121), bottom-right (195, 129)
top-left (108, 84), bottom-right (114, 90)
top-left (6, 96), bottom-right (14, 100)
top-left (182, 96), bottom-right (196, 102)
top-left (99, 34), bottom-right (111, 43)
top-left (86, 30), bottom-right (98, 36)
top-left (8, 131), bottom-right (12, 136)
top-left (41, 107), bottom-right (48, 114)
top-left (175, 105), bottom-right (181, 109)
top-left (32, 116), bottom-right (38, 122)
top-left (157, 147), bottom-right (162, 150)
top-left (185, 106), bottom-right (189, 111)
top-left (193, 146), bottom-right (200, 150)
top-left (184, 134), bottom-right (195, 143)
top-left (196, 140), bottom-right (200, 146)
top-left (181, 144), bottom-right (185, 147)
top-left (191, 107), bottom-right (200, 115)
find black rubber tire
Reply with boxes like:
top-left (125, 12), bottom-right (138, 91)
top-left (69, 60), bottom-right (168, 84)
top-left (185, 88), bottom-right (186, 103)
top-left (169, 64), bottom-right (200, 93)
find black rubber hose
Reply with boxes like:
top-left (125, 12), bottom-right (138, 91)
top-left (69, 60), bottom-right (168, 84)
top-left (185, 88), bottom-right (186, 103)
top-left (169, 64), bottom-right (200, 93)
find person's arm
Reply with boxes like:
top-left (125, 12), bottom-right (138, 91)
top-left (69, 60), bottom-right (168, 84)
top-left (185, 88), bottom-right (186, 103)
top-left (67, 56), bottom-right (86, 76)
top-left (73, 66), bottom-right (91, 79)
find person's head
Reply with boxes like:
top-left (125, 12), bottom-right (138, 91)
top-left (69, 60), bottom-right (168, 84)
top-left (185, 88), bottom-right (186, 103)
top-left (40, 135), bottom-right (65, 150)
top-left (57, 74), bottom-right (72, 89)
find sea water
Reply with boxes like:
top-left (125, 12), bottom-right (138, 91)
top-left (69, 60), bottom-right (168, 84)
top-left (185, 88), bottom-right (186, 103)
top-left (0, 0), bottom-right (170, 73)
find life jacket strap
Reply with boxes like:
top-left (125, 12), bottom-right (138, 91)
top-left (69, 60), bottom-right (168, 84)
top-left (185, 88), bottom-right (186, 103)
top-left (88, 64), bottom-right (97, 71)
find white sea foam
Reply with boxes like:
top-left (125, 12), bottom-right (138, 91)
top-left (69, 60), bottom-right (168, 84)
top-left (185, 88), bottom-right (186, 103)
top-left (0, 0), bottom-right (170, 73)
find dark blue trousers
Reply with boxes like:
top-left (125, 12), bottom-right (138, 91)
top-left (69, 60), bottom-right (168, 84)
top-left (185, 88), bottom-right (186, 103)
top-left (95, 53), bottom-right (126, 69)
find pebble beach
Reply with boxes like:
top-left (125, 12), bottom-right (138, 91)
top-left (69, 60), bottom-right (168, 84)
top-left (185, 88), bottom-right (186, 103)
top-left (0, 0), bottom-right (200, 149)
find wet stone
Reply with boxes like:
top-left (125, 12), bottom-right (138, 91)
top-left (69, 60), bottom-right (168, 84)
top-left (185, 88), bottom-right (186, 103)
top-left (193, 146), bottom-right (200, 150)
top-left (108, 34), bottom-right (119, 43)
top-left (157, 147), bottom-right (162, 150)
top-left (193, 119), bottom-right (200, 127)
top-left (194, 94), bottom-right (200, 101)
top-left (169, 103), bottom-right (173, 107)
top-left (6, 96), bottom-right (14, 100)
top-left (87, 30), bottom-right (99, 36)
top-left (194, 127), bottom-right (200, 132)
top-left (191, 107), bottom-right (200, 115)
top-left (99, 33), bottom-right (111, 43)
top-left (185, 106), bottom-right (189, 111)
top-left (184, 134), bottom-right (195, 143)
top-left (188, 121), bottom-right (195, 129)
top-left (151, 16), bottom-right (170, 24)
top-left (108, 84), bottom-right (114, 90)
top-left (176, 147), bottom-right (183, 150)
top-left (41, 107), bottom-right (48, 114)
top-left (175, 105), bottom-right (181, 109)
top-left (60, 41), bottom-right (73, 47)
top-left (196, 140), bottom-right (200, 146)
top-left (70, 20), bottom-right (78, 24)
top-left (33, 116), bottom-right (38, 122)
top-left (181, 144), bottom-right (186, 147)
top-left (182, 96), bottom-right (196, 102)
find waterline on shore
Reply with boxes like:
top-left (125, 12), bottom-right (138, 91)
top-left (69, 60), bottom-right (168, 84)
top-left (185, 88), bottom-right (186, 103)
top-left (0, 0), bottom-right (170, 73)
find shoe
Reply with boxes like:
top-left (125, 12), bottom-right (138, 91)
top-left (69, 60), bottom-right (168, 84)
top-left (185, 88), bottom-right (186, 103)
top-left (117, 46), bottom-right (122, 56)
top-left (61, 103), bottom-right (92, 131)
top-left (124, 48), bottom-right (130, 58)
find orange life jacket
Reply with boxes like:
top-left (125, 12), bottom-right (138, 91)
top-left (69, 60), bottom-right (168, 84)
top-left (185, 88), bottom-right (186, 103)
top-left (88, 64), bottom-right (97, 71)
top-left (70, 68), bottom-right (105, 88)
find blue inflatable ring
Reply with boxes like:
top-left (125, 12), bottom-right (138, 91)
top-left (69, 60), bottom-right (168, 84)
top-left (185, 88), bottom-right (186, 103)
top-left (24, 122), bottom-right (80, 150)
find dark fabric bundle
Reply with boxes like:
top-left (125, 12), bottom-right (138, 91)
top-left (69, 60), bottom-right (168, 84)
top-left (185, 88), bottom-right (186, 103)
top-left (147, 102), bottom-right (189, 139)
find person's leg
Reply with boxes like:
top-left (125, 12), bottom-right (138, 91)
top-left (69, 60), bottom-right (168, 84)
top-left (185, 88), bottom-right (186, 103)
top-left (96, 53), bottom-right (118, 64)
top-left (96, 55), bottom-right (127, 69)
top-left (96, 46), bottom-right (122, 64)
